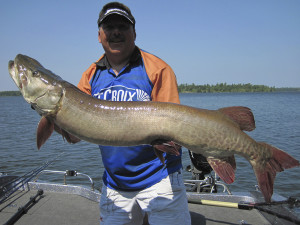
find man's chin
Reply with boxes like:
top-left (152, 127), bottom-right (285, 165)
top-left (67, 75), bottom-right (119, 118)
top-left (109, 42), bottom-right (124, 48)
top-left (109, 48), bottom-right (123, 53)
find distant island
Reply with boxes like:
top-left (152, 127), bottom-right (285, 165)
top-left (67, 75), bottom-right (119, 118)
top-left (0, 91), bottom-right (22, 96)
top-left (177, 83), bottom-right (300, 93)
top-left (1, 83), bottom-right (299, 96)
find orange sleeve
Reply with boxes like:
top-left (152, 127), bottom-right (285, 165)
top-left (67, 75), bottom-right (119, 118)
top-left (78, 56), bottom-right (104, 95)
top-left (140, 51), bottom-right (180, 104)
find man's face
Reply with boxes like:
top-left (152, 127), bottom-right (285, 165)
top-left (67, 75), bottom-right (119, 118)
top-left (98, 15), bottom-right (136, 57)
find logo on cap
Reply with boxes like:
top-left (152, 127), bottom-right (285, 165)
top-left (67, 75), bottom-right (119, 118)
top-left (104, 8), bottom-right (129, 16)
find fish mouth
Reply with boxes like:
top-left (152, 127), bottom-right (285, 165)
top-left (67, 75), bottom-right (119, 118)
top-left (8, 60), bottom-right (22, 89)
top-left (8, 60), bottom-right (15, 76)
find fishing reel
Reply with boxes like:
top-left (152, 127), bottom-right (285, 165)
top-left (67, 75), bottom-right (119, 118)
top-left (185, 151), bottom-right (231, 194)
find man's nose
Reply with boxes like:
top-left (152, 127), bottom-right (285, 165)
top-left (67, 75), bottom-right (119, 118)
top-left (111, 28), bottom-right (122, 38)
top-left (112, 26), bottom-right (122, 34)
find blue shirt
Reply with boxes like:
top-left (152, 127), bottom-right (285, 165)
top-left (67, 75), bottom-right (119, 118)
top-left (89, 48), bottom-right (182, 191)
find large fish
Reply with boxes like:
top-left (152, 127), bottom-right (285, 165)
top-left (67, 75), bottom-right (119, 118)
top-left (8, 54), bottom-right (299, 202)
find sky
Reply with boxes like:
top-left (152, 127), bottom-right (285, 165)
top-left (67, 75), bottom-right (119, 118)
top-left (1, 0), bottom-right (300, 91)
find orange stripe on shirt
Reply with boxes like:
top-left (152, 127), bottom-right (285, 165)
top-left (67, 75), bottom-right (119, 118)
top-left (140, 50), bottom-right (180, 104)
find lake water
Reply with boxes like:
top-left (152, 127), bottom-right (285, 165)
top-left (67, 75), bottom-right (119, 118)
top-left (0, 92), bottom-right (299, 200)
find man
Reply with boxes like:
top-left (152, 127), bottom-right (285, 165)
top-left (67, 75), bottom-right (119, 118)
top-left (78, 2), bottom-right (191, 225)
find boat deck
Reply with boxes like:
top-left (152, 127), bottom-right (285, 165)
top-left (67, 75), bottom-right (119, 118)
top-left (1, 180), bottom-right (299, 225)
top-left (1, 190), bottom-right (99, 225)
top-left (0, 188), bottom-right (275, 225)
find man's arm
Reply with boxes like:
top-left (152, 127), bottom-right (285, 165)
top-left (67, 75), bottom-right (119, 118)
top-left (77, 63), bottom-right (97, 95)
top-left (150, 65), bottom-right (180, 104)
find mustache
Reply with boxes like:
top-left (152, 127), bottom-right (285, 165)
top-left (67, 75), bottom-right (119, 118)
top-left (109, 38), bottom-right (125, 43)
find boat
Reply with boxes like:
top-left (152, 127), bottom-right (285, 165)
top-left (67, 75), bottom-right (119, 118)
top-left (1, 155), bottom-right (299, 225)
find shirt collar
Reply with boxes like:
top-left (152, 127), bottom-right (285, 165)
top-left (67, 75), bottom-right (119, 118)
top-left (95, 46), bottom-right (141, 69)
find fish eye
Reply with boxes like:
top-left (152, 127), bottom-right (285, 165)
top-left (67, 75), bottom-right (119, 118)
top-left (32, 71), bottom-right (39, 76)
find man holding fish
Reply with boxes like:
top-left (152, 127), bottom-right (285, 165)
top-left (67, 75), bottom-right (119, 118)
top-left (9, 2), bottom-right (299, 225)
top-left (78, 2), bottom-right (191, 225)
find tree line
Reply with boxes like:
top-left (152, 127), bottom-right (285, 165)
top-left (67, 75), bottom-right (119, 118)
top-left (178, 83), bottom-right (275, 93)
top-left (0, 91), bottom-right (21, 96)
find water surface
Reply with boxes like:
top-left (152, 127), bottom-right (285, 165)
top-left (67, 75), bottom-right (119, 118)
top-left (0, 92), bottom-right (299, 199)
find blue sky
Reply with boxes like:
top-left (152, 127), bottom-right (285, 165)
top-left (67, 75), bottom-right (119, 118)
top-left (1, 0), bottom-right (299, 91)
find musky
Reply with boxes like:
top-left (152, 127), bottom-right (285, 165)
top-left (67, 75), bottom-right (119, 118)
top-left (1, 0), bottom-right (299, 91)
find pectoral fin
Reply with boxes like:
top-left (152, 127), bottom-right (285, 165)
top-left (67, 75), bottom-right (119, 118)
top-left (37, 117), bottom-right (81, 150)
top-left (37, 117), bottom-right (54, 150)
top-left (207, 155), bottom-right (236, 184)
top-left (54, 123), bottom-right (81, 144)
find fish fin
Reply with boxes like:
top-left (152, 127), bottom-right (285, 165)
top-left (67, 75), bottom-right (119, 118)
top-left (53, 123), bottom-right (81, 144)
top-left (253, 142), bottom-right (300, 203)
top-left (61, 129), bottom-right (81, 144)
top-left (153, 148), bottom-right (165, 165)
top-left (36, 117), bottom-right (54, 150)
top-left (207, 155), bottom-right (236, 184)
top-left (218, 106), bottom-right (255, 131)
top-left (151, 140), bottom-right (181, 156)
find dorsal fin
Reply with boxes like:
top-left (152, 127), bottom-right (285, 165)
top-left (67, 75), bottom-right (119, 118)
top-left (218, 106), bottom-right (255, 131)
top-left (37, 116), bottom-right (54, 150)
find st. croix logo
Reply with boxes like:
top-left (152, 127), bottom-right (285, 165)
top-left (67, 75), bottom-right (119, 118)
top-left (93, 85), bottom-right (150, 101)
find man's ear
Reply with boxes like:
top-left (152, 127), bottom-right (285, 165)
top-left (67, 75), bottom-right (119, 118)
top-left (98, 30), bottom-right (102, 44)
top-left (134, 29), bottom-right (136, 41)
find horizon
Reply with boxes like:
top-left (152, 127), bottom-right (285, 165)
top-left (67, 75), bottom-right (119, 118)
top-left (2, 83), bottom-right (299, 94)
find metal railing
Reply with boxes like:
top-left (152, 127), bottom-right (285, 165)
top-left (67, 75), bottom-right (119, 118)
top-left (34, 170), bottom-right (95, 191)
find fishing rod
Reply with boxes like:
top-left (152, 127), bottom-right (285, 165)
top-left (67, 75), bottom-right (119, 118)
top-left (4, 189), bottom-right (44, 225)
top-left (188, 197), bottom-right (300, 224)
top-left (0, 152), bottom-right (64, 204)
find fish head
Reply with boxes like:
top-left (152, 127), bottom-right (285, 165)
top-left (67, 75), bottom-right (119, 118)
top-left (8, 54), bottom-right (63, 116)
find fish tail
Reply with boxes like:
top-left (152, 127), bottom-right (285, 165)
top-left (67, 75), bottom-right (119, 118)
top-left (253, 142), bottom-right (299, 202)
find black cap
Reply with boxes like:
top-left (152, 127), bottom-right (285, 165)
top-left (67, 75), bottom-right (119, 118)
top-left (97, 2), bottom-right (135, 27)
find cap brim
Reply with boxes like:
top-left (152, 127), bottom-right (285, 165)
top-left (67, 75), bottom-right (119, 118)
top-left (100, 12), bottom-right (134, 25)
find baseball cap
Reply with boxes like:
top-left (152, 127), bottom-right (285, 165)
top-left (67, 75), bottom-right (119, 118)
top-left (97, 2), bottom-right (135, 27)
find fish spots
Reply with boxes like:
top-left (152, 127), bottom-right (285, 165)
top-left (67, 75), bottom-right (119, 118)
top-left (19, 72), bottom-right (27, 88)
top-left (40, 77), bottom-right (49, 84)
top-left (98, 105), bottom-right (111, 110)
